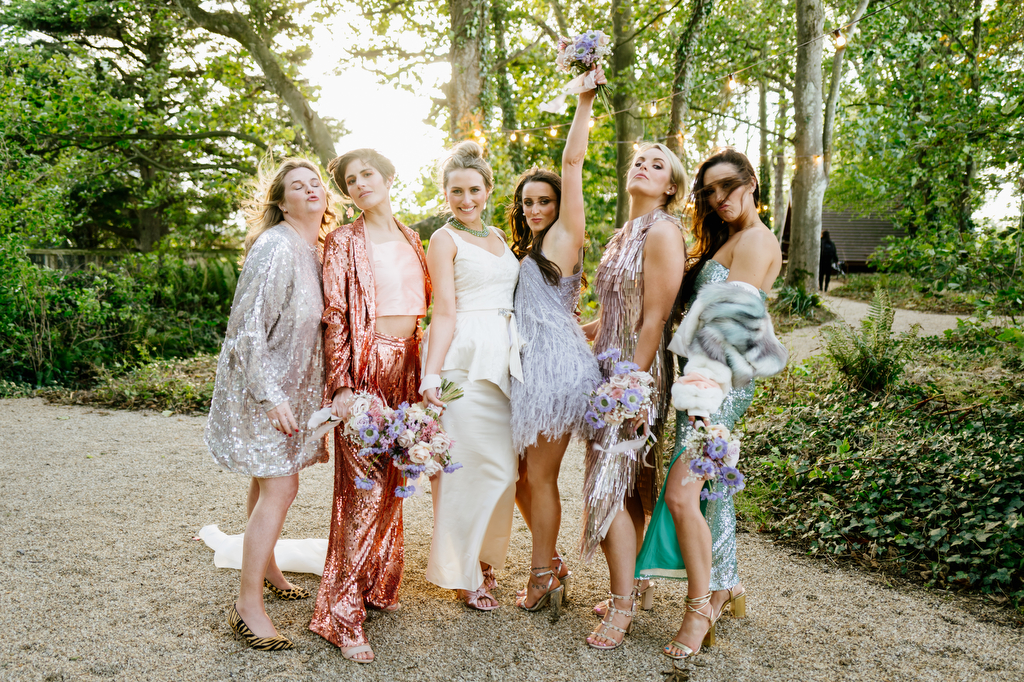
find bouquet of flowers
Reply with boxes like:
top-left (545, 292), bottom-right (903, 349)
top-left (351, 379), bottom-right (464, 498)
top-left (584, 348), bottom-right (655, 431)
top-left (539, 28), bottom-right (612, 114)
top-left (678, 423), bottom-right (744, 501)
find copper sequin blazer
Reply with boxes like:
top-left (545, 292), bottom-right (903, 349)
top-left (321, 215), bottom-right (431, 403)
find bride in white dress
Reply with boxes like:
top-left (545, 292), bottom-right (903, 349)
top-left (420, 141), bottom-right (521, 610)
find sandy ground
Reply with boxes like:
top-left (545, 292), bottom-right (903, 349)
top-left (3, 385), bottom-right (1023, 680)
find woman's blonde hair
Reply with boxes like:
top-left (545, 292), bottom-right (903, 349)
top-left (631, 142), bottom-right (688, 215)
top-left (436, 140), bottom-right (494, 193)
top-left (241, 157), bottom-right (337, 260)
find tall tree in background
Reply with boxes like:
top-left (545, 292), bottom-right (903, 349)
top-left (172, 0), bottom-right (343, 167)
top-left (666, 0), bottom-right (714, 159)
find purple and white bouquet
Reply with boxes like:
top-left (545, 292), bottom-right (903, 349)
top-left (377, 400), bottom-right (462, 497)
top-left (584, 348), bottom-right (655, 431)
top-left (344, 381), bottom-right (463, 498)
top-left (539, 28), bottom-right (612, 114)
top-left (678, 422), bottom-right (744, 501)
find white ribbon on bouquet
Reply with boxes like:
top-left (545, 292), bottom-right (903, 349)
top-left (538, 70), bottom-right (600, 115)
top-left (593, 424), bottom-right (654, 467)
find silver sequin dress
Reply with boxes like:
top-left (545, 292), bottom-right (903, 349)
top-left (579, 208), bottom-right (681, 562)
top-left (635, 259), bottom-right (761, 589)
top-left (205, 223), bottom-right (328, 478)
top-left (510, 255), bottom-right (602, 455)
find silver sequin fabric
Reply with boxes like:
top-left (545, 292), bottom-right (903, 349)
top-left (579, 208), bottom-right (681, 562)
top-left (673, 258), bottom-right (762, 590)
top-left (205, 223), bottom-right (328, 478)
top-left (510, 255), bottom-right (602, 455)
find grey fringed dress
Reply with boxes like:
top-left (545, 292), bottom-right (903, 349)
top-left (205, 223), bottom-right (328, 478)
top-left (510, 254), bottom-right (602, 455)
top-left (579, 208), bottom-right (680, 562)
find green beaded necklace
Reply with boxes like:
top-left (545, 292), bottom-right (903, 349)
top-left (446, 215), bottom-right (490, 238)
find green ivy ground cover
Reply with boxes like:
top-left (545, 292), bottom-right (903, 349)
top-left (743, 325), bottom-right (1024, 610)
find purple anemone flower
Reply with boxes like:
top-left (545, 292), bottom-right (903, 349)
top-left (354, 477), bottom-right (375, 491)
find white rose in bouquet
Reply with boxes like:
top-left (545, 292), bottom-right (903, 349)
top-left (609, 374), bottom-right (631, 389)
top-left (724, 441), bottom-right (740, 468)
top-left (430, 432), bottom-right (451, 455)
top-left (406, 404), bottom-right (428, 422)
top-left (349, 394), bottom-right (373, 415)
top-left (422, 459), bottom-right (442, 477)
top-left (408, 442), bottom-right (433, 465)
top-left (397, 429), bottom-right (417, 448)
top-left (708, 424), bottom-right (731, 441)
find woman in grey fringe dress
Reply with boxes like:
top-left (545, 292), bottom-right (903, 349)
top-left (508, 66), bottom-right (605, 618)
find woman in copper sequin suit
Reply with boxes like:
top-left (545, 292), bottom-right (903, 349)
top-left (580, 143), bottom-right (688, 650)
top-left (308, 149), bottom-right (431, 663)
top-left (206, 158), bottom-right (334, 650)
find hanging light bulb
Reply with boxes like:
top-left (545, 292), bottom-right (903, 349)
top-left (472, 129), bottom-right (482, 138)
top-left (523, 133), bottom-right (530, 143)
top-left (549, 127), bottom-right (558, 138)
top-left (588, 118), bottom-right (595, 128)
top-left (834, 29), bottom-right (847, 48)
top-left (509, 132), bottom-right (517, 142)
top-left (632, 141), bottom-right (640, 151)
top-left (478, 135), bottom-right (487, 145)
top-left (728, 73), bottom-right (738, 90)
top-left (649, 102), bottom-right (658, 116)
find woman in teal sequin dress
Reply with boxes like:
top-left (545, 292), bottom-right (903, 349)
top-left (635, 148), bottom-right (783, 660)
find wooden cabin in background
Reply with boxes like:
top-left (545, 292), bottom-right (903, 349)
top-left (780, 207), bottom-right (904, 271)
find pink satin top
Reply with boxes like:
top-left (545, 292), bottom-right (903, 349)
top-left (370, 239), bottom-right (427, 317)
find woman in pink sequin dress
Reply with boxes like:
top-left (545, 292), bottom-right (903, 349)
top-left (308, 149), bottom-right (431, 663)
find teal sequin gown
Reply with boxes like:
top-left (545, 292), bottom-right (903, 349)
top-left (635, 259), bottom-right (765, 590)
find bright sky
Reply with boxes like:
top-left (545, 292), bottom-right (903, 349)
top-left (302, 21), bottom-right (449, 214)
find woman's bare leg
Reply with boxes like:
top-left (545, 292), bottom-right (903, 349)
top-left (236, 474), bottom-right (299, 638)
top-left (246, 478), bottom-right (294, 591)
top-left (520, 433), bottom-right (571, 606)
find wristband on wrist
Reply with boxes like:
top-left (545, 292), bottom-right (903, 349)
top-left (419, 373), bottom-right (442, 394)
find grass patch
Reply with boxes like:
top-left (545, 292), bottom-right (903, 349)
top-left (38, 354), bottom-right (217, 414)
top-left (769, 285), bottom-right (837, 333)
top-left (829, 273), bottom-right (977, 315)
top-left (742, 322), bottom-right (1024, 612)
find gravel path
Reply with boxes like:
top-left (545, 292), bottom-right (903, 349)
top-left (3, 396), bottom-right (1022, 681)
top-left (780, 294), bottom-right (972, 364)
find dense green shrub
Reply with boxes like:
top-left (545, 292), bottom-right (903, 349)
top-left (772, 283), bottom-right (822, 317)
top-left (0, 234), bottom-right (236, 386)
top-left (870, 224), bottom-right (1024, 318)
top-left (745, 329), bottom-right (1024, 607)
top-left (820, 287), bottom-right (918, 393)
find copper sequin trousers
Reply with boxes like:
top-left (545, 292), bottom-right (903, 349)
top-left (309, 331), bottom-right (421, 648)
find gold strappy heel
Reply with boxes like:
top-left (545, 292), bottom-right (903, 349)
top-left (587, 588), bottom-right (637, 650)
top-left (516, 567), bottom-right (564, 622)
top-left (722, 586), bottom-right (746, 618)
top-left (663, 592), bottom-right (716, 660)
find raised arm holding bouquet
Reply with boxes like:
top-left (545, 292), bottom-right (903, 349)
top-left (635, 148), bottom-right (787, 662)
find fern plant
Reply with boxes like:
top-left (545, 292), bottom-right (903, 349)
top-left (820, 286), bottom-right (919, 392)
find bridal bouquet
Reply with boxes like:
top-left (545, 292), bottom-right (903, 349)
top-left (584, 348), bottom-right (655, 431)
top-left (678, 423), bottom-right (744, 501)
top-left (350, 379), bottom-right (464, 497)
top-left (539, 28), bottom-right (612, 114)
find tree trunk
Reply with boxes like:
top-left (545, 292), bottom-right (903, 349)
top-left (758, 76), bottom-right (771, 227)
top-left (611, 0), bottom-right (642, 229)
top-left (958, 0), bottom-right (983, 234)
top-left (449, 0), bottom-right (488, 140)
top-left (171, 0), bottom-right (337, 167)
top-left (492, 0), bottom-right (521, 169)
top-left (823, 0), bottom-right (870, 180)
top-left (666, 0), bottom-right (714, 160)
top-left (773, 93), bottom-right (789, 241)
top-left (786, 0), bottom-right (824, 291)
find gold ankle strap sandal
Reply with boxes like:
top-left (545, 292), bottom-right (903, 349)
top-left (587, 590), bottom-right (637, 651)
top-left (663, 592), bottom-right (716, 660)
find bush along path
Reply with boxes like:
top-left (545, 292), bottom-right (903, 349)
top-left (747, 290), bottom-right (1024, 618)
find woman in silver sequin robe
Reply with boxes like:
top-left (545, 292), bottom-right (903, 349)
top-left (580, 143), bottom-right (688, 650)
top-left (205, 159), bottom-right (334, 648)
top-left (642, 148), bottom-right (783, 661)
top-left (508, 68), bottom-right (604, 613)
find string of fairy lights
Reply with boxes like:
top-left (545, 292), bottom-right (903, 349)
top-left (466, 0), bottom-right (905, 155)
